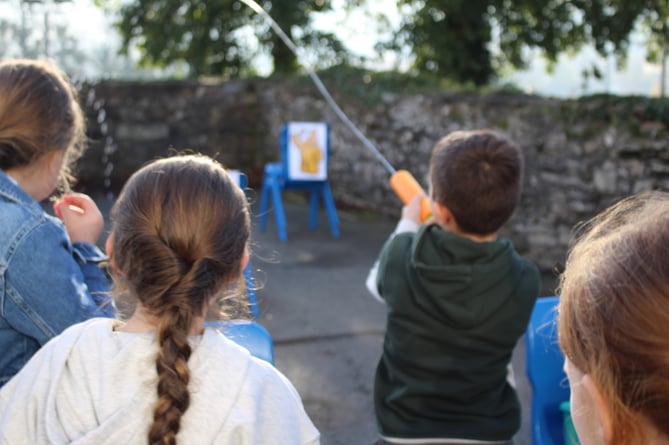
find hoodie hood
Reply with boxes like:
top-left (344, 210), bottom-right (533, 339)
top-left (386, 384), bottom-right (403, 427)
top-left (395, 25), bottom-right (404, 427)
top-left (406, 225), bottom-right (523, 328)
top-left (0, 319), bottom-right (253, 444)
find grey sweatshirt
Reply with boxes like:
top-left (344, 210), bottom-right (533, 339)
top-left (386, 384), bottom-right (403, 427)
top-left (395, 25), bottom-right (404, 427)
top-left (0, 318), bottom-right (319, 445)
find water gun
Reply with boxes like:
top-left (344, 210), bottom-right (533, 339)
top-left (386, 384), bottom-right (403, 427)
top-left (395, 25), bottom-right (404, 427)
top-left (389, 170), bottom-right (432, 222)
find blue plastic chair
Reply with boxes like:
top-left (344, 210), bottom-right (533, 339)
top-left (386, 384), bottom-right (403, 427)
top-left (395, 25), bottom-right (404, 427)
top-left (259, 122), bottom-right (340, 242)
top-left (204, 169), bottom-right (274, 364)
top-left (206, 319), bottom-right (274, 364)
top-left (525, 296), bottom-right (569, 445)
top-left (204, 268), bottom-right (273, 364)
top-left (230, 170), bottom-right (259, 318)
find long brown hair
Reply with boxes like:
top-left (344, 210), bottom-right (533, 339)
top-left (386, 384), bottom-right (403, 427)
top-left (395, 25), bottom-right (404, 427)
top-left (0, 58), bottom-right (86, 191)
top-left (109, 154), bottom-right (250, 445)
top-left (558, 191), bottom-right (669, 444)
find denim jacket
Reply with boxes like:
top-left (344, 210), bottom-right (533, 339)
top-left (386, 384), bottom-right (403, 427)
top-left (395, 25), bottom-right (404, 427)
top-left (0, 170), bottom-right (115, 387)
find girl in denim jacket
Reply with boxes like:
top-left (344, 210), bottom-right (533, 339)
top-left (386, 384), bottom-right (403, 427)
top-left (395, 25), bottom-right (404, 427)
top-left (0, 59), bottom-right (115, 387)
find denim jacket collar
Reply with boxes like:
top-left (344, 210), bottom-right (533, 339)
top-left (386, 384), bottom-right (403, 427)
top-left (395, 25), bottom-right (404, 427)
top-left (0, 168), bottom-right (114, 388)
top-left (0, 169), bottom-right (44, 216)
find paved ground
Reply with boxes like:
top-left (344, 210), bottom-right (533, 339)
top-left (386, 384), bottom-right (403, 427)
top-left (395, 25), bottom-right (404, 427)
top-left (245, 192), bottom-right (546, 445)
top-left (97, 191), bottom-right (551, 445)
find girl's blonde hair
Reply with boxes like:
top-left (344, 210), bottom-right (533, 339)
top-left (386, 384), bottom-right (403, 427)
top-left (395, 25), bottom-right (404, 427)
top-left (109, 154), bottom-right (250, 445)
top-left (0, 58), bottom-right (86, 191)
top-left (558, 191), bottom-right (669, 444)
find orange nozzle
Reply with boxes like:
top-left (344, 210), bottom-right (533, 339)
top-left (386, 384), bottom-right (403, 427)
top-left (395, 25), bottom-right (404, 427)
top-left (389, 169), bottom-right (432, 222)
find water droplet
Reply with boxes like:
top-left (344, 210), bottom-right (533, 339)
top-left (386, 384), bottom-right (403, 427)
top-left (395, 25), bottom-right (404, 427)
top-left (86, 89), bottom-right (96, 107)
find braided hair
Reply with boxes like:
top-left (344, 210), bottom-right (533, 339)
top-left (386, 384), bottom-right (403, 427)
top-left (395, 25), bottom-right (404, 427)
top-left (109, 154), bottom-right (250, 445)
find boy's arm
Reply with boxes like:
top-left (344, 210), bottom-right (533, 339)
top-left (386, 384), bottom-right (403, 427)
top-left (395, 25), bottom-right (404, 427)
top-left (365, 217), bottom-right (420, 302)
top-left (366, 194), bottom-right (425, 301)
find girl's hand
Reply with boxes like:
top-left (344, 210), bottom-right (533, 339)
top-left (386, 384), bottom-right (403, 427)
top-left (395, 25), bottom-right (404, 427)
top-left (53, 193), bottom-right (104, 244)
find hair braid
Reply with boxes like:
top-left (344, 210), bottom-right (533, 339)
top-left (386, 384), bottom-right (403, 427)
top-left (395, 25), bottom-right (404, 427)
top-left (147, 256), bottom-right (229, 444)
top-left (148, 304), bottom-right (193, 445)
top-left (109, 154), bottom-right (251, 444)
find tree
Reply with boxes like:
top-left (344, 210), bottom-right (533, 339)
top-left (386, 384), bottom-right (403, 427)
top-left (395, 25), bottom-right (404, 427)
top-left (385, 0), bottom-right (669, 86)
top-left (101, 0), bottom-right (350, 78)
top-left (636, 2), bottom-right (669, 96)
top-left (383, 0), bottom-right (493, 85)
top-left (108, 0), bottom-right (248, 77)
top-left (256, 0), bottom-right (347, 75)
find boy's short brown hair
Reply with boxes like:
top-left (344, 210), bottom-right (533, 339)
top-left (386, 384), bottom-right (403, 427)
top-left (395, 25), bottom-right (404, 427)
top-left (429, 130), bottom-right (523, 235)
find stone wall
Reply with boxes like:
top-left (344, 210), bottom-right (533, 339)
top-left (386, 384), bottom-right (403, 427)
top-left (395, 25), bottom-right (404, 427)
top-left (76, 79), bottom-right (669, 273)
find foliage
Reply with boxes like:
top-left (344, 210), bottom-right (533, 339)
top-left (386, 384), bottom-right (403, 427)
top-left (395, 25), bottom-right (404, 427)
top-left (385, 0), bottom-right (669, 86)
top-left (109, 0), bottom-right (249, 77)
top-left (288, 63), bottom-right (524, 106)
top-left (257, 0), bottom-right (343, 75)
top-left (637, 2), bottom-right (669, 66)
top-left (384, 0), bottom-right (494, 86)
top-left (99, 0), bottom-right (351, 78)
top-left (8, 0), bottom-right (666, 91)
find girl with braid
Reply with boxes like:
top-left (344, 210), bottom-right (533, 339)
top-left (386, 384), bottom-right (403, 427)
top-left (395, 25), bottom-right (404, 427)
top-left (0, 154), bottom-right (320, 445)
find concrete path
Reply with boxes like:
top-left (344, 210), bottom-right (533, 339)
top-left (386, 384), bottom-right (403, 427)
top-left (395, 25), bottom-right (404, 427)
top-left (248, 195), bottom-right (534, 445)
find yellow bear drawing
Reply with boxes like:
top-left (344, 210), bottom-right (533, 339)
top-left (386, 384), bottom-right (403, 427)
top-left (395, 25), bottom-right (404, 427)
top-left (291, 129), bottom-right (323, 175)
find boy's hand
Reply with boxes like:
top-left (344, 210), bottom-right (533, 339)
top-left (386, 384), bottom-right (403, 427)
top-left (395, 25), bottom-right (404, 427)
top-left (401, 193), bottom-right (426, 225)
top-left (53, 193), bottom-right (104, 244)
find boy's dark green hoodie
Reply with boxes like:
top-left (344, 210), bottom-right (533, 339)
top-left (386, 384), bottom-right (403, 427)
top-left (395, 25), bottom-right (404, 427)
top-left (374, 224), bottom-right (540, 442)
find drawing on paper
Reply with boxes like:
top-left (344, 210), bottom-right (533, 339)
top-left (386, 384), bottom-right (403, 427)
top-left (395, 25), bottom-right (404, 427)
top-left (287, 122), bottom-right (327, 181)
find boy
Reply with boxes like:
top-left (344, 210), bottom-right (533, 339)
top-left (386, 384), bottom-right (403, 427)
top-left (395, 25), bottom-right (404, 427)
top-left (366, 130), bottom-right (540, 445)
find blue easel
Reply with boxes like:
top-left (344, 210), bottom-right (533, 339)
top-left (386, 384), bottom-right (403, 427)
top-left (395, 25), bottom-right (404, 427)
top-left (259, 122), bottom-right (340, 241)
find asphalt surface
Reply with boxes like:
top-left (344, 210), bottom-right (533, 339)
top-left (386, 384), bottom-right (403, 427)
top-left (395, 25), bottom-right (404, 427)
top-left (96, 191), bottom-right (537, 445)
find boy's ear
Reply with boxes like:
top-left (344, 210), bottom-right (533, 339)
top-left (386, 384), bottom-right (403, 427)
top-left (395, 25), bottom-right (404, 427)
top-left (583, 374), bottom-right (613, 444)
top-left (432, 201), bottom-right (455, 226)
